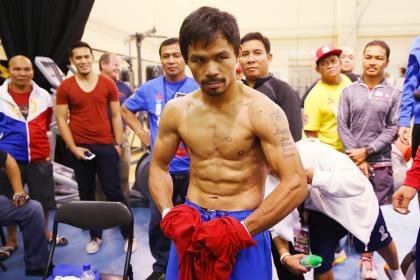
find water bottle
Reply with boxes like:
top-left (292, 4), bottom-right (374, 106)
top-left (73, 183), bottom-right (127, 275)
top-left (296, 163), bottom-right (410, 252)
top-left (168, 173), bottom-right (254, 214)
top-left (80, 263), bottom-right (95, 280)
top-left (300, 254), bottom-right (323, 268)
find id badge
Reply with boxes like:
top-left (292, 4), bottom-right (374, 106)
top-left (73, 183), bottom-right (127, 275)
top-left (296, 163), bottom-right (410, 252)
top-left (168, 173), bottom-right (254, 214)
top-left (293, 225), bottom-right (310, 254)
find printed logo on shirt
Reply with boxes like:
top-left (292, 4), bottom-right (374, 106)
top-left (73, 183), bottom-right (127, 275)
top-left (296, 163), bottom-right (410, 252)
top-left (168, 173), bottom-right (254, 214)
top-left (155, 92), bottom-right (163, 100)
top-left (175, 141), bottom-right (189, 158)
top-left (372, 91), bottom-right (390, 101)
top-left (175, 92), bottom-right (186, 98)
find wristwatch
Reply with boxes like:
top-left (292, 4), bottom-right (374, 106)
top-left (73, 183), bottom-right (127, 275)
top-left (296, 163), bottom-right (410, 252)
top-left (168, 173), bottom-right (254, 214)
top-left (116, 143), bottom-right (125, 149)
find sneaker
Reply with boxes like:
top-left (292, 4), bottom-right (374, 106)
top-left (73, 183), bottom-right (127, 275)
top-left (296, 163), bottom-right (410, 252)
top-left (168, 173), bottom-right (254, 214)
top-left (333, 249), bottom-right (347, 266)
top-left (86, 237), bottom-right (102, 254)
top-left (384, 264), bottom-right (406, 280)
top-left (145, 271), bottom-right (165, 280)
top-left (124, 237), bottom-right (137, 253)
top-left (360, 256), bottom-right (378, 279)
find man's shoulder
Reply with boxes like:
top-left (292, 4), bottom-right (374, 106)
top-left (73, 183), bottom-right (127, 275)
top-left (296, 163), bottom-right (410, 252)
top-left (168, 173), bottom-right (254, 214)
top-left (138, 76), bottom-right (163, 91)
top-left (183, 76), bottom-right (199, 90)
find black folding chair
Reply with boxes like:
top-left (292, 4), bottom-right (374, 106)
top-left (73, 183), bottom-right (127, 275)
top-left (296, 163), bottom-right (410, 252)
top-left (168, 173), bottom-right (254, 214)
top-left (43, 201), bottom-right (134, 280)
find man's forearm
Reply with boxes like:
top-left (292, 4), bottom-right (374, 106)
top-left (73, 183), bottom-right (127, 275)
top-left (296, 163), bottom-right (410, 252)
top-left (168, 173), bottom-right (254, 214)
top-left (5, 155), bottom-right (24, 194)
top-left (149, 167), bottom-right (175, 213)
top-left (244, 176), bottom-right (307, 236)
top-left (112, 115), bottom-right (123, 145)
top-left (121, 107), bottom-right (150, 144)
top-left (56, 118), bottom-right (77, 152)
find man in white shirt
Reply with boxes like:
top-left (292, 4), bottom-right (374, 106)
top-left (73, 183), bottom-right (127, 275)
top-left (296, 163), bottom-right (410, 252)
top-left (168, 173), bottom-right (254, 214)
top-left (269, 138), bottom-right (405, 280)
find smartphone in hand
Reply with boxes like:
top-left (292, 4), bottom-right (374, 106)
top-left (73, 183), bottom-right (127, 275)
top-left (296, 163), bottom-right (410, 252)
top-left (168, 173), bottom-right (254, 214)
top-left (84, 151), bottom-right (96, 160)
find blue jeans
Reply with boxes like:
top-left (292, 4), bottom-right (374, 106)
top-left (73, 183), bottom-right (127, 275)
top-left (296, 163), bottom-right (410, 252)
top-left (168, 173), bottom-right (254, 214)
top-left (0, 196), bottom-right (48, 270)
top-left (166, 199), bottom-right (272, 280)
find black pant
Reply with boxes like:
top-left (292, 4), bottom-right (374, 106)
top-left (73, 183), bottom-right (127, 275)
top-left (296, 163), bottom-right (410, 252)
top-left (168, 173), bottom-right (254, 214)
top-left (148, 172), bottom-right (189, 273)
top-left (69, 144), bottom-right (129, 239)
top-left (412, 124), bottom-right (420, 158)
top-left (271, 234), bottom-right (305, 280)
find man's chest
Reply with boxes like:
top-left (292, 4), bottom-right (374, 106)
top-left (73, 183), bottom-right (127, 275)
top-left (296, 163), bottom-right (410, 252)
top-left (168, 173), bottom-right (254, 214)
top-left (179, 112), bottom-right (256, 160)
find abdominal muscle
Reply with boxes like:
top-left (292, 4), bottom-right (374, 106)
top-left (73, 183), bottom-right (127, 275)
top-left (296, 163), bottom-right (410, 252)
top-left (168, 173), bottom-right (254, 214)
top-left (186, 155), bottom-right (269, 211)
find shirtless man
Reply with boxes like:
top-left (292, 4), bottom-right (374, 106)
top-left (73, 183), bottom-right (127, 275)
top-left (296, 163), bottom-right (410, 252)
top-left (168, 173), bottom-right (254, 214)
top-left (149, 6), bottom-right (307, 279)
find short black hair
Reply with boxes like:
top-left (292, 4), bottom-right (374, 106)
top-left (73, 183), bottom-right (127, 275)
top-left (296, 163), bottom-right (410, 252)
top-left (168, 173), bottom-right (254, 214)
top-left (240, 32), bottom-right (271, 54)
top-left (98, 53), bottom-right (111, 71)
top-left (364, 40), bottom-right (390, 60)
top-left (179, 6), bottom-right (240, 62)
top-left (69, 41), bottom-right (93, 58)
top-left (159, 38), bottom-right (179, 56)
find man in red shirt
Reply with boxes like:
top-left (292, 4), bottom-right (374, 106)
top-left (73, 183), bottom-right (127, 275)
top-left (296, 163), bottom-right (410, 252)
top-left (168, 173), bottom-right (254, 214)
top-left (56, 41), bottom-right (128, 254)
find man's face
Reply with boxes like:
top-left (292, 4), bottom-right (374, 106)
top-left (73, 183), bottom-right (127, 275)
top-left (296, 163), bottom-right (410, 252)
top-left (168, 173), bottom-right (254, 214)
top-left (339, 48), bottom-right (354, 73)
top-left (101, 54), bottom-right (121, 80)
top-left (70, 47), bottom-right (93, 75)
top-left (160, 43), bottom-right (185, 79)
top-left (239, 39), bottom-right (271, 81)
top-left (363, 45), bottom-right (388, 79)
top-left (9, 57), bottom-right (34, 89)
top-left (188, 35), bottom-right (237, 97)
top-left (316, 54), bottom-right (341, 81)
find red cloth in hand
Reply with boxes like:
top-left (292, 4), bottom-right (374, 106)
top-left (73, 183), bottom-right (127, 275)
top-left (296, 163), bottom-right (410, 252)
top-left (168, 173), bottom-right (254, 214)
top-left (191, 216), bottom-right (257, 280)
top-left (160, 204), bottom-right (202, 280)
top-left (404, 146), bottom-right (420, 191)
top-left (161, 205), bottom-right (256, 280)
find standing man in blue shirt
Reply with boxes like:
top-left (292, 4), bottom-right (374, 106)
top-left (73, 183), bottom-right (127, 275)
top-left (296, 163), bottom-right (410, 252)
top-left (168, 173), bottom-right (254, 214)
top-left (99, 53), bottom-right (133, 203)
top-left (122, 37), bottom-right (199, 280)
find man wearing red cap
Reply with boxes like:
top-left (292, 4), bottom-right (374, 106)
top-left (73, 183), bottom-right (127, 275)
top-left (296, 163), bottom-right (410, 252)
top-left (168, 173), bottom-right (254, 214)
top-left (303, 44), bottom-right (352, 151)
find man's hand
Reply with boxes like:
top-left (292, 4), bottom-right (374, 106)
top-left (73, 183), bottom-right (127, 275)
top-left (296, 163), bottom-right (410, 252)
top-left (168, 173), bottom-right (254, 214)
top-left (358, 161), bottom-right (369, 177)
top-left (305, 168), bottom-right (314, 185)
top-left (283, 254), bottom-right (310, 274)
top-left (12, 191), bottom-right (29, 207)
top-left (114, 145), bottom-right (122, 156)
top-left (398, 127), bottom-right (411, 145)
top-left (346, 148), bottom-right (367, 165)
top-left (392, 185), bottom-right (417, 214)
top-left (137, 130), bottom-right (151, 148)
top-left (70, 146), bottom-right (91, 160)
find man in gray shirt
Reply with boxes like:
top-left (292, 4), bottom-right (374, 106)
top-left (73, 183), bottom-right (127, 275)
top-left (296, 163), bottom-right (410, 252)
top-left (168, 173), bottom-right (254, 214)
top-left (337, 40), bottom-right (401, 206)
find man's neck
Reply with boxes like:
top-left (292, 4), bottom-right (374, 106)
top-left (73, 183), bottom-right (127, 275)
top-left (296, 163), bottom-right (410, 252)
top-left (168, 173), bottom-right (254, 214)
top-left (246, 78), bottom-right (256, 88)
top-left (202, 81), bottom-right (242, 106)
top-left (76, 71), bottom-right (95, 82)
top-left (9, 83), bottom-right (32, 93)
top-left (165, 73), bottom-right (185, 83)
top-left (322, 75), bottom-right (341, 86)
top-left (363, 74), bottom-right (383, 89)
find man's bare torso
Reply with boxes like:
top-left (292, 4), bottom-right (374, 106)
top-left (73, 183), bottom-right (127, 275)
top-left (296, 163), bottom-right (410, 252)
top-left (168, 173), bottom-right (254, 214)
top-left (173, 85), bottom-right (270, 211)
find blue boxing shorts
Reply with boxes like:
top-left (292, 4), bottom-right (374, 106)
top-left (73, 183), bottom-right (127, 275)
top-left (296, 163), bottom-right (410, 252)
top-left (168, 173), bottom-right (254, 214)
top-left (165, 199), bottom-right (272, 280)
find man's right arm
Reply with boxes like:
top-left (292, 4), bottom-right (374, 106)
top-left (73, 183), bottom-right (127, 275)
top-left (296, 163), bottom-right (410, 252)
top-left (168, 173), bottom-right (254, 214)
top-left (149, 100), bottom-right (182, 213)
top-left (337, 87), bottom-right (358, 149)
top-left (55, 104), bottom-right (88, 160)
top-left (121, 105), bottom-right (151, 147)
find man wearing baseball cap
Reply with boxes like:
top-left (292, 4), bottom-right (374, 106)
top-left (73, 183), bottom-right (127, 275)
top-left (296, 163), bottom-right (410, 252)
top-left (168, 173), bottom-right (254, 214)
top-left (303, 44), bottom-right (352, 152)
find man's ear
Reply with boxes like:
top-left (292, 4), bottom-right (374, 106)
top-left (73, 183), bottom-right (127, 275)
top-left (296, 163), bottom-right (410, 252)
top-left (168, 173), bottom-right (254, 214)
top-left (267, 53), bottom-right (273, 64)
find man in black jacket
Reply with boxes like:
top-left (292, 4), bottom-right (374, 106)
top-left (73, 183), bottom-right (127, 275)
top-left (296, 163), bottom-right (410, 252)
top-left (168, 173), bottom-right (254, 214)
top-left (239, 32), bottom-right (302, 142)
top-left (240, 32), bottom-right (303, 280)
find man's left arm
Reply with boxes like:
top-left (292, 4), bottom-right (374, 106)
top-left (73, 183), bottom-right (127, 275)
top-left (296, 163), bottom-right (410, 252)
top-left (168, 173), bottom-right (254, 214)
top-left (4, 153), bottom-right (28, 207)
top-left (275, 82), bottom-right (302, 141)
top-left (109, 100), bottom-right (124, 153)
top-left (365, 90), bottom-right (401, 156)
top-left (244, 99), bottom-right (307, 235)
